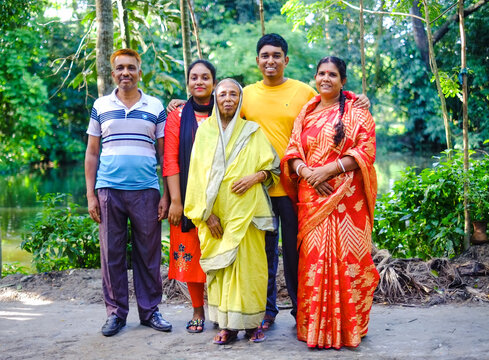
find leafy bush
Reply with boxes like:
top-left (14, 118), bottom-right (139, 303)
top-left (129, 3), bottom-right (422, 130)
top-left (21, 193), bottom-right (172, 272)
top-left (373, 150), bottom-right (469, 260)
top-left (21, 193), bottom-right (100, 272)
top-left (1, 262), bottom-right (29, 276)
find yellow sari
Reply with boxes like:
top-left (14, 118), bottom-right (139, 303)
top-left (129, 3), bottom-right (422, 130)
top-left (184, 92), bottom-right (279, 330)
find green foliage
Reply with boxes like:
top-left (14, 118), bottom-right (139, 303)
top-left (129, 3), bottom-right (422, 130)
top-left (1, 262), bottom-right (29, 276)
top-left (0, 27), bottom-right (54, 171)
top-left (21, 193), bottom-right (100, 272)
top-left (19, 192), bottom-right (171, 272)
top-left (466, 150), bottom-right (489, 221)
top-left (374, 151), bottom-right (464, 259)
top-left (0, 0), bottom-right (46, 32)
top-left (374, 150), bottom-right (489, 259)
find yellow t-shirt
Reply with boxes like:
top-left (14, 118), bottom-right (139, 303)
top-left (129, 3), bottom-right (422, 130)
top-left (242, 79), bottom-right (317, 197)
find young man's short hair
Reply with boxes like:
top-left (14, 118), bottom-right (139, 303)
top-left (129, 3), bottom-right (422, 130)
top-left (110, 49), bottom-right (142, 68)
top-left (256, 33), bottom-right (288, 56)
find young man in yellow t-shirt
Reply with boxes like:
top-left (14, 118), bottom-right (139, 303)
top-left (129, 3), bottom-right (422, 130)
top-left (241, 33), bottom-right (368, 329)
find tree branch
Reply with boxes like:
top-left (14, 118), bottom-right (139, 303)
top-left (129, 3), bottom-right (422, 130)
top-left (433, 0), bottom-right (489, 44)
top-left (338, 0), bottom-right (425, 22)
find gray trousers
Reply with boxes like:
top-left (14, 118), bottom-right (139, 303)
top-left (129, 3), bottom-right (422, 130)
top-left (98, 188), bottom-right (162, 321)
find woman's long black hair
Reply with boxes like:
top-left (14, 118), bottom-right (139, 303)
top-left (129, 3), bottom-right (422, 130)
top-left (316, 56), bottom-right (347, 146)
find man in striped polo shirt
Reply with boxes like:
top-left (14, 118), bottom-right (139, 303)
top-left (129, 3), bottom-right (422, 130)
top-left (85, 49), bottom-right (171, 337)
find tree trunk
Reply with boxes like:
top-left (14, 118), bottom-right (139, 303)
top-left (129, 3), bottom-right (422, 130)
top-left (459, 0), bottom-right (470, 250)
top-left (259, 0), bottom-right (265, 36)
top-left (410, 0), bottom-right (430, 69)
top-left (180, 0), bottom-right (192, 95)
top-left (422, 0), bottom-right (452, 151)
top-left (373, 0), bottom-right (385, 89)
top-left (117, 0), bottom-right (131, 49)
top-left (187, 0), bottom-right (202, 59)
top-left (359, 0), bottom-right (367, 94)
top-left (96, 0), bottom-right (114, 97)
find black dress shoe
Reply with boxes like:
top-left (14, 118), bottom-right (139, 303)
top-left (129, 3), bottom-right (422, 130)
top-left (101, 314), bottom-right (126, 337)
top-left (140, 311), bottom-right (172, 332)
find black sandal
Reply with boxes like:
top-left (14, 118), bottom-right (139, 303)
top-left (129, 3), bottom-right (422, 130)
top-left (186, 318), bottom-right (205, 333)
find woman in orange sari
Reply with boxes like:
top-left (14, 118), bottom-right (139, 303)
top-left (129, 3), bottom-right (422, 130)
top-left (281, 56), bottom-right (379, 349)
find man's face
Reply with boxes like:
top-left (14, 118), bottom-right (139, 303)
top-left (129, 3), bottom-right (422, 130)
top-left (216, 80), bottom-right (240, 120)
top-left (111, 55), bottom-right (141, 91)
top-left (256, 45), bottom-right (289, 80)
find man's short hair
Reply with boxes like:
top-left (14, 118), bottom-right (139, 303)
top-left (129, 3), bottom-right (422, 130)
top-left (110, 49), bottom-right (142, 68)
top-left (256, 33), bottom-right (288, 56)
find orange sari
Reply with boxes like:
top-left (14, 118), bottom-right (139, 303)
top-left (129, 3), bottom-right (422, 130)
top-left (281, 95), bottom-right (379, 349)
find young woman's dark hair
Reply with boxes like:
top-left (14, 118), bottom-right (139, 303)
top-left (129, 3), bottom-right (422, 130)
top-left (316, 56), bottom-right (347, 146)
top-left (186, 59), bottom-right (217, 84)
top-left (256, 33), bottom-right (288, 56)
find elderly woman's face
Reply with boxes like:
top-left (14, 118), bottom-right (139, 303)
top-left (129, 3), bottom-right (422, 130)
top-left (216, 81), bottom-right (240, 120)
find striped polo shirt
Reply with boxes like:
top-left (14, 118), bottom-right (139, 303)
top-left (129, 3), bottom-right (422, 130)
top-left (87, 88), bottom-right (166, 190)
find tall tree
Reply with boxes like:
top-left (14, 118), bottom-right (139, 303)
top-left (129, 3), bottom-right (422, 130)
top-left (96, 0), bottom-right (114, 97)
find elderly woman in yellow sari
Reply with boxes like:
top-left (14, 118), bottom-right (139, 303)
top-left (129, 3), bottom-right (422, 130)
top-left (184, 78), bottom-right (280, 344)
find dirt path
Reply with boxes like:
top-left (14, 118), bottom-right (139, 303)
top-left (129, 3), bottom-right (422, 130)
top-left (2, 244), bottom-right (489, 359)
top-left (1, 298), bottom-right (489, 359)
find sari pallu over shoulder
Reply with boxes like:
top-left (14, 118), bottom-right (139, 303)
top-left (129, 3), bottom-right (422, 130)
top-left (281, 95), bottom-right (377, 243)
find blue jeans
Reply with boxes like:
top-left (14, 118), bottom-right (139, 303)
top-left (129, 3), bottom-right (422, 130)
top-left (265, 196), bottom-right (299, 318)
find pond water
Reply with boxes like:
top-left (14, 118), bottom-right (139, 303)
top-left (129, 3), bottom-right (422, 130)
top-left (0, 152), bottom-right (436, 273)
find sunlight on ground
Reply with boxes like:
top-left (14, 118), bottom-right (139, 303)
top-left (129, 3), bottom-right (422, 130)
top-left (0, 289), bottom-right (52, 306)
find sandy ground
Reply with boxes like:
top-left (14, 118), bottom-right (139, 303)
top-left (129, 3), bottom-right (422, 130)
top-left (1, 299), bottom-right (489, 360)
top-left (1, 244), bottom-right (489, 359)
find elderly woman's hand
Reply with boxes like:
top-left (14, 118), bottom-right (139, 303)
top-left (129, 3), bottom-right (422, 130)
top-left (231, 172), bottom-right (264, 195)
top-left (167, 99), bottom-right (186, 113)
top-left (206, 214), bottom-right (223, 239)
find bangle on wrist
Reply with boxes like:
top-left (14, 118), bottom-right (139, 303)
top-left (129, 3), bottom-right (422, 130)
top-left (296, 163), bottom-right (306, 177)
top-left (260, 170), bottom-right (268, 182)
top-left (337, 158), bottom-right (346, 173)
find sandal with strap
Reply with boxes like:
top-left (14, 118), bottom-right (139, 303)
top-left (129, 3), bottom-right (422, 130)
top-left (213, 329), bottom-right (238, 345)
top-left (186, 318), bottom-right (205, 333)
top-left (245, 327), bottom-right (266, 343)
top-left (260, 315), bottom-right (275, 330)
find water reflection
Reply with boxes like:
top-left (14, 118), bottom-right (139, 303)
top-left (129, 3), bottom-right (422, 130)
top-left (1, 154), bottom-right (435, 272)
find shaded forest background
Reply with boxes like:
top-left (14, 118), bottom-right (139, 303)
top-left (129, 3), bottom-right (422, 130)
top-left (1, 0), bottom-right (488, 173)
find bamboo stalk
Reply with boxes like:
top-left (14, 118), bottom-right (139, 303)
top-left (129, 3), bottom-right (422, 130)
top-left (186, 0), bottom-right (202, 59)
top-left (117, 0), bottom-right (131, 48)
top-left (179, 0), bottom-right (192, 95)
top-left (459, 0), bottom-right (470, 249)
top-left (359, 0), bottom-right (367, 94)
top-left (422, 0), bottom-right (452, 151)
top-left (259, 0), bottom-right (266, 36)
